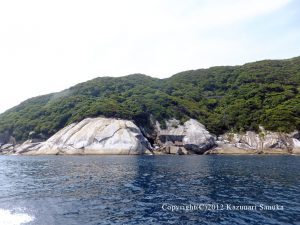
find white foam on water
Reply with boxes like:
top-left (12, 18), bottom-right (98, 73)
top-left (0, 208), bottom-right (34, 225)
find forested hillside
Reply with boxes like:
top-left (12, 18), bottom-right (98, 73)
top-left (1, 56), bottom-right (300, 141)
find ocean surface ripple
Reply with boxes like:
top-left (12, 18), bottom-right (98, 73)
top-left (0, 155), bottom-right (299, 225)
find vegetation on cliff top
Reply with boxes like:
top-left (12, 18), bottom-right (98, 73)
top-left (0, 56), bottom-right (300, 141)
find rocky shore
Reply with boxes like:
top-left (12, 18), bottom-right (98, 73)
top-left (0, 117), bottom-right (300, 155)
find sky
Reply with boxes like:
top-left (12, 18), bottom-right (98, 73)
top-left (0, 0), bottom-right (300, 113)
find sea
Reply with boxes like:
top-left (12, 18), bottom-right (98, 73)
top-left (0, 155), bottom-right (299, 225)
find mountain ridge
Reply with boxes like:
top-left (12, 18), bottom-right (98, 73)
top-left (1, 56), bottom-right (299, 142)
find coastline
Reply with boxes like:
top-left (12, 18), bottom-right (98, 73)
top-left (1, 118), bottom-right (300, 156)
top-left (1, 149), bottom-right (300, 156)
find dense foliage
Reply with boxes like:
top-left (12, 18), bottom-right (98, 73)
top-left (1, 57), bottom-right (300, 141)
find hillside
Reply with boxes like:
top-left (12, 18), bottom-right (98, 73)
top-left (0, 56), bottom-right (300, 142)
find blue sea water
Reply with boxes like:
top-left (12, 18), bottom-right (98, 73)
top-left (0, 155), bottom-right (299, 225)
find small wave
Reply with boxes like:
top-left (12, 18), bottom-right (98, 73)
top-left (0, 209), bottom-right (34, 225)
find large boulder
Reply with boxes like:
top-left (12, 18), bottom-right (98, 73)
top-left (21, 117), bottom-right (152, 155)
top-left (182, 119), bottom-right (216, 153)
top-left (156, 119), bottom-right (216, 154)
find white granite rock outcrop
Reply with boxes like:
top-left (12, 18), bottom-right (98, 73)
top-left (4, 117), bottom-right (299, 155)
top-left (292, 139), bottom-right (300, 154)
top-left (156, 119), bottom-right (216, 154)
top-left (206, 130), bottom-right (300, 154)
top-left (19, 117), bottom-right (152, 155)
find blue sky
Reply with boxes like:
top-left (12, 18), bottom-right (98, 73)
top-left (0, 0), bottom-right (299, 113)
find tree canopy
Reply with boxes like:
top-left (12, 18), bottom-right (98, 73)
top-left (1, 56), bottom-right (300, 141)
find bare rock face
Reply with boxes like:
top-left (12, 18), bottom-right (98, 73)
top-left (182, 119), bottom-right (216, 153)
top-left (0, 135), bottom-right (17, 154)
top-left (0, 143), bottom-right (14, 154)
top-left (21, 117), bottom-right (152, 155)
top-left (212, 129), bottom-right (300, 154)
top-left (156, 119), bottom-right (216, 154)
top-left (292, 139), bottom-right (300, 154)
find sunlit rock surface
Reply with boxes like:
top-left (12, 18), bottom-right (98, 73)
top-left (206, 130), bottom-right (300, 154)
top-left (156, 119), bottom-right (216, 154)
top-left (20, 118), bottom-right (152, 155)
